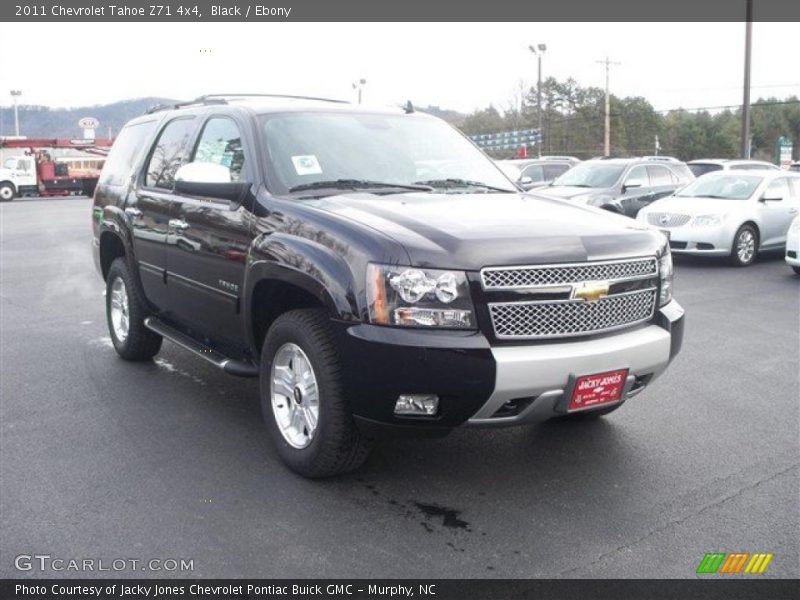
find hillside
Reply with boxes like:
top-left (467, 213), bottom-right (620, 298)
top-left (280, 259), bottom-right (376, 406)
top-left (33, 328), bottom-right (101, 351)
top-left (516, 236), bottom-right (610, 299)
top-left (0, 98), bottom-right (177, 138)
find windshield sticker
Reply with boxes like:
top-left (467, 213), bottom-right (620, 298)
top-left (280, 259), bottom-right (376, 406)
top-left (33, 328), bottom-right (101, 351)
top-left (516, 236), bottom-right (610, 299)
top-left (292, 155), bottom-right (323, 176)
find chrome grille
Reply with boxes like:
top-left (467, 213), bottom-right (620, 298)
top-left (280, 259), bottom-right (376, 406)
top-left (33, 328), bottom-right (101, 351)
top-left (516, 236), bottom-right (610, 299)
top-left (481, 257), bottom-right (657, 289)
top-left (488, 288), bottom-right (657, 339)
top-left (647, 212), bottom-right (691, 228)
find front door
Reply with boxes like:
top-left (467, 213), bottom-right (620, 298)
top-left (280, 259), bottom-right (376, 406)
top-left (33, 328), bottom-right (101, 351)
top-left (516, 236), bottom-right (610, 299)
top-left (759, 177), bottom-right (794, 247)
top-left (165, 116), bottom-right (253, 348)
top-left (129, 116), bottom-right (198, 311)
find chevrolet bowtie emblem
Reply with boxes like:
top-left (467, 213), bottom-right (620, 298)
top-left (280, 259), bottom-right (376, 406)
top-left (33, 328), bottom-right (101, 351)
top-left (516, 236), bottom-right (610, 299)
top-left (572, 282), bottom-right (611, 302)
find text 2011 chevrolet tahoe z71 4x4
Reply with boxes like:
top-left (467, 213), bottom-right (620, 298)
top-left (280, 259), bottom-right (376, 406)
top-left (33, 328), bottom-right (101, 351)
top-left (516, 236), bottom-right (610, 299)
top-left (92, 95), bottom-right (684, 477)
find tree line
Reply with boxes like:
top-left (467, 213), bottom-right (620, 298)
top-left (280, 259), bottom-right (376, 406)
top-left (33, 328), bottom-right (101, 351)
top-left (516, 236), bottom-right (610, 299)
top-left (454, 77), bottom-right (800, 162)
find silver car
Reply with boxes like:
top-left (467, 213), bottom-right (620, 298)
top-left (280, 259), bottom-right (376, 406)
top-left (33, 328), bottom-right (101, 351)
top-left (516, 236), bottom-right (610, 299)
top-left (637, 170), bottom-right (800, 266)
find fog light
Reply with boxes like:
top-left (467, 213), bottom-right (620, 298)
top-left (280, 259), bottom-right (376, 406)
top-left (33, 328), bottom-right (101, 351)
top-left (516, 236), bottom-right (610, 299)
top-left (394, 394), bottom-right (439, 416)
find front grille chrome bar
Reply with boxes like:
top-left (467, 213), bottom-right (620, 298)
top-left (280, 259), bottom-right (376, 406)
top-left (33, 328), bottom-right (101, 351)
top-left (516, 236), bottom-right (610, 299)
top-left (481, 257), bottom-right (658, 290)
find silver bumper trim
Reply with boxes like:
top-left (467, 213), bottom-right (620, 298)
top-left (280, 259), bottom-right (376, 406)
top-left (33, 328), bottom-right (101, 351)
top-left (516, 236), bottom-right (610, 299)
top-left (467, 324), bottom-right (672, 425)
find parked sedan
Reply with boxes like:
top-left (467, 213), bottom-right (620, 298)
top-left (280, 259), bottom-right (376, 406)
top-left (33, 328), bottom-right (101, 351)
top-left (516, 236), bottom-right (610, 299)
top-left (542, 157), bottom-right (694, 218)
top-left (496, 157), bottom-right (579, 191)
top-left (687, 158), bottom-right (779, 177)
top-left (637, 170), bottom-right (800, 266)
top-left (786, 216), bottom-right (800, 274)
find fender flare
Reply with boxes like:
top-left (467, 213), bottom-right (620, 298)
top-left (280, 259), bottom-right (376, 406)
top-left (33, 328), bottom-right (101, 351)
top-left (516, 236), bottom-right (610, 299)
top-left (242, 232), bottom-right (360, 350)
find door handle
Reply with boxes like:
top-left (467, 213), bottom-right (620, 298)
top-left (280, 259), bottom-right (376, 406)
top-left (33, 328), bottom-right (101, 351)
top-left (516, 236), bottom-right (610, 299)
top-left (169, 219), bottom-right (190, 231)
top-left (124, 207), bottom-right (142, 219)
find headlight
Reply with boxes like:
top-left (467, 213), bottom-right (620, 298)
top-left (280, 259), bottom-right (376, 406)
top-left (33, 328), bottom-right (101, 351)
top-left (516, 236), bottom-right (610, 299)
top-left (691, 214), bottom-right (724, 227)
top-left (367, 264), bottom-right (475, 329)
top-left (658, 250), bottom-right (673, 307)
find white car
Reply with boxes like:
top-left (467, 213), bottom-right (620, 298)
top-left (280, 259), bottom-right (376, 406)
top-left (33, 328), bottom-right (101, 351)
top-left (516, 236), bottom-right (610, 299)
top-left (787, 216), bottom-right (800, 274)
top-left (637, 170), bottom-right (800, 266)
top-left (687, 158), bottom-right (779, 178)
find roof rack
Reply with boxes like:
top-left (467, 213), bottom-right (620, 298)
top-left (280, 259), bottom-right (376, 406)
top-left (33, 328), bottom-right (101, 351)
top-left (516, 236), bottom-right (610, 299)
top-left (145, 93), bottom-right (350, 115)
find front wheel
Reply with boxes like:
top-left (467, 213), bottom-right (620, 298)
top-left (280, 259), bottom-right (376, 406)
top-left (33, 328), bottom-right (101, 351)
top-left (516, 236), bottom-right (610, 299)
top-left (793, 266), bottom-right (800, 275)
top-left (730, 224), bottom-right (758, 266)
top-left (0, 183), bottom-right (16, 202)
top-left (260, 309), bottom-right (372, 478)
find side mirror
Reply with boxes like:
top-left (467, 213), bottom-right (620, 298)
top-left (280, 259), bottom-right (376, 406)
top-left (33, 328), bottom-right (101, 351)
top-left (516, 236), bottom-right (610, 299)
top-left (174, 162), bottom-right (249, 207)
top-left (623, 181), bottom-right (643, 192)
top-left (760, 193), bottom-right (782, 202)
top-left (519, 176), bottom-right (534, 186)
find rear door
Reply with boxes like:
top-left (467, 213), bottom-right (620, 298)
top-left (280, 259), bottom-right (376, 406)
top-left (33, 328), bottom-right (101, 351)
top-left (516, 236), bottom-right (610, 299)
top-left (130, 116), bottom-right (198, 310)
top-left (645, 165), bottom-right (677, 204)
top-left (164, 115), bottom-right (254, 347)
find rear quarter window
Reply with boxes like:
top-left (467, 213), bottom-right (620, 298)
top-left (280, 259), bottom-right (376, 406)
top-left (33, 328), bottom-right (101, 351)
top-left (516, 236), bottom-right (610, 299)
top-left (98, 120), bottom-right (158, 187)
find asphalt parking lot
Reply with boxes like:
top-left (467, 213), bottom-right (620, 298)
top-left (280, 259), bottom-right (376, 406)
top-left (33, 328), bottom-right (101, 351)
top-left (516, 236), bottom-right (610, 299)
top-left (1, 196), bottom-right (798, 579)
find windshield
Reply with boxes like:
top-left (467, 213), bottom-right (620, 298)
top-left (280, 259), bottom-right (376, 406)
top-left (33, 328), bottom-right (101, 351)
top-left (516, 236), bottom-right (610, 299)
top-left (675, 174), bottom-right (762, 200)
top-left (552, 163), bottom-right (625, 188)
top-left (260, 112), bottom-right (517, 196)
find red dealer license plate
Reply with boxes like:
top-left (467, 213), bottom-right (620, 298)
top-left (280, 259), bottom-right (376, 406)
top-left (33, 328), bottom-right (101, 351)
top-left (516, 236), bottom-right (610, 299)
top-left (568, 368), bottom-right (629, 412)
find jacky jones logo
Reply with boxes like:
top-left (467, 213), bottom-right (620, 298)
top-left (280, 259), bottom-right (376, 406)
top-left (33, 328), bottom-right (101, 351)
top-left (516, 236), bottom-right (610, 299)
top-left (696, 552), bottom-right (774, 574)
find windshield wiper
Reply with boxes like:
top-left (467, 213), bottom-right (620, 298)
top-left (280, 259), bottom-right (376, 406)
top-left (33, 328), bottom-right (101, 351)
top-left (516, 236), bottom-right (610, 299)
top-left (414, 178), bottom-right (514, 193)
top-left (288, 179), bottom-right (433, 194)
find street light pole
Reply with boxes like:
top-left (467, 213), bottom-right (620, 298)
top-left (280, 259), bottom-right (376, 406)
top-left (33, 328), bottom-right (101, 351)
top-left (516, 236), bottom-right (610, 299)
top-left (740, 0), bottom-right (753, 159)
top-left (10, 90), bottom-right (22, 137)
top-left (528, 44), bottom-right (546, 158)
top-left (596, 57), bottom-right (620, 157)
top-left (352, 78), bottom-right (367, 104)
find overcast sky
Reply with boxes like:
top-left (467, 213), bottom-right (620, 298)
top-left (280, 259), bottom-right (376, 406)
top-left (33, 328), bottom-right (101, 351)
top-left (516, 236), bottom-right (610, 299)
top-left (0, 22), bottom-right (797, 114)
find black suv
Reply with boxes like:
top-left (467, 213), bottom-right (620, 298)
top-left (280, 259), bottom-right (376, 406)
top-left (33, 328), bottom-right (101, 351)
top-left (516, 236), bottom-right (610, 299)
top-left (92, 95), bottom-right (684, 477)
top-left (543, 157), bottom-right (694, 218)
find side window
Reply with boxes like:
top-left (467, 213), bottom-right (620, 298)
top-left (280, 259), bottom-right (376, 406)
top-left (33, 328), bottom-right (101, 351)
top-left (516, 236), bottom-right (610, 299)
top-left (764, 178), bottom-right (790, 201)
top-left (646, 165), bottom-right (673, 186)
top-left (521, 164), bottom-right (545, 182)
top-left (191, 117), bottom-right (246, 182)
top-left (625, 165), bottom-right (648, 188)
top-left (144, 118), bottom-right (196, 189)
top-left (100, 120), bottom-right (158, 186)
top-left (543, 164), bottom-right (569, 180)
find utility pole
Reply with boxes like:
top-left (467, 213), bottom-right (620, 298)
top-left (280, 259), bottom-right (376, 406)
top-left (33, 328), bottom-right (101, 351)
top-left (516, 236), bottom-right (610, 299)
top-left (10, 90), bottom-right (22, 136)
top-left (596, 57), bottom-right (619, 157)
top-left (740, 0), bottom-right (753, 159)
top-left (529, 44), bottom-right (547, 157)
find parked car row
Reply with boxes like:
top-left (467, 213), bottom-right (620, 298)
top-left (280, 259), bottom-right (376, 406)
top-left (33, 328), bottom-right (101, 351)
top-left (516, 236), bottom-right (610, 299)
top-left (495, 156), bottom-right (580, 190)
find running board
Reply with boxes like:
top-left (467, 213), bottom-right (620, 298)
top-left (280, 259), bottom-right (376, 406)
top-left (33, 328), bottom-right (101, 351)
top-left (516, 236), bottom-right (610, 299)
top-left (143, 317), bottom-right (259, 378)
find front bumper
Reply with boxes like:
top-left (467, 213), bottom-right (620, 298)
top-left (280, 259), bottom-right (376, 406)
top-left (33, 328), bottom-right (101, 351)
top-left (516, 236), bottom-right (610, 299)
top-left (664, 223), bottom-right (733, 256)
top-left (337, 300), bottom-right (684, 434)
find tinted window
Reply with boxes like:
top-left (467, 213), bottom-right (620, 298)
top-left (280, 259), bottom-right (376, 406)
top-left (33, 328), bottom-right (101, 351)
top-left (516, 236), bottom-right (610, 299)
top-left (191, 117), bottom-right (246, 182)
top-left (99, 120), bottom-right (157, 186)
top-left (543, 163), bottom-right (569, 180)
top-left (625, 165), bottom-right (649, 187)
top-left (646, 165), bottom-right (673, 186)
top-left (521, 164), bottom-right (545, 182)
top-left (764, 178), bottom-right (791, 201)
top-left (144, 118), bottom-right (196, 189)
top-left (688, 163), bottom-right (723, 177)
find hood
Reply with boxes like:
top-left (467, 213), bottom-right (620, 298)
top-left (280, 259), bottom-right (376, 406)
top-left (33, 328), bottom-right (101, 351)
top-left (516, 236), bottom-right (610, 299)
top-left (305, 192), bottom-right (664, 270)
top-left (642, 195), bottom-right (749, 217)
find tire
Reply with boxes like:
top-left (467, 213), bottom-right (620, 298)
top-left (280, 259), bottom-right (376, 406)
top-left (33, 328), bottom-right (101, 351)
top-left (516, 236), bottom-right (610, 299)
top-left (555, 404), bottom-right (622, 421)
top-left (730, 224), bottom-right (759, 266)
top-left (0, 183), bottom-right (16, 202)
top-left (260, 309), bottom-right (372, 478)
top-left (793, 266), bottom-right (800, 275)
top-left (105, 258), bottom-right (162, 360)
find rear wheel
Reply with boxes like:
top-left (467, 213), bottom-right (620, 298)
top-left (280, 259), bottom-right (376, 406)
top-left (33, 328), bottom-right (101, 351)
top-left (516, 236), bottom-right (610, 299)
top-left (260, 309), bottom-right (372, 478)
top-left (105, 258), bottom-right (162, 360)
top-left (730, 224), bottom-right (758, 266)
top-left (0, 183), bottom-right (16, 202)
